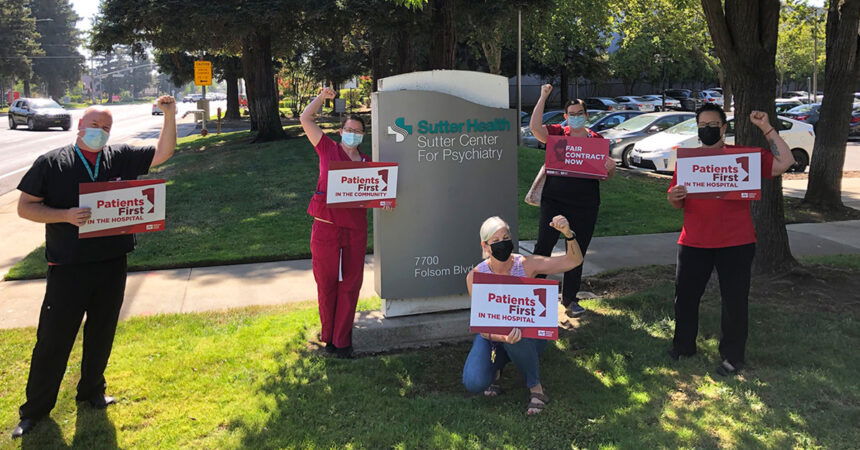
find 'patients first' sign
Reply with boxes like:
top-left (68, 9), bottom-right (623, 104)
top-left (78, 180), bottom-right (166, 238)
top-left (677, 147), bottom-right (761, 200)
top-left (470, 272), bottom-right (559, 340)
top-left (326, 161), bottom-right (398, 208)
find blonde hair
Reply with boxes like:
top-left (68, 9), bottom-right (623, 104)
top-left (479, 216), bottom-right (509, 258)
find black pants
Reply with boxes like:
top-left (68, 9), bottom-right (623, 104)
top-left (19, 256), bottom-right (127, 420)
top-left (532, 197), bottom-right (599, 306)
top-left (672, 244), bottom-right (755, 365)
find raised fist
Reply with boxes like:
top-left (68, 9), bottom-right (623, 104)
top-left (540, 84), bottom-right (553, 99)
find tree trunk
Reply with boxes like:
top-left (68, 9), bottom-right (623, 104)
top-left (559, 66), bottom-right (569, 108)
top-left (244, 65), bottom-right (258, 131)
top-left (396, 30), bottom-right (415, 75)
top-left (428, 0), bottom-right (457, 69)
top-left (370, 40), bottom-right (384, 92)
top-left (23, 80), bottom-right (31, 98)
top-left (701, 0), bottom-right (797, 273)
top-left (241, 31), bottom-right (286, 142)
top-left (225, 71), bottom-right (240, 121)
top-left (803, 0), bottom-right (860, 210)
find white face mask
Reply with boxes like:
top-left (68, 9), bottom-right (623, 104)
top-left (81, 127), bottom-right (109, 149)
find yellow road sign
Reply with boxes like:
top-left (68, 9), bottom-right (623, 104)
top-left (194, 60), bottom-right (212, 86)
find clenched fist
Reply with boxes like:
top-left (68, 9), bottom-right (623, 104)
top-left (549, 215), bottom-right (572, 237)
top-left (319, 87), bottom-right (336, 100)
top-left (156, 95), bottom-right (177, 115)
top-left (750, 110), bottom-right (771, 131)
top-left (540, 84), bottom-right (553, 99)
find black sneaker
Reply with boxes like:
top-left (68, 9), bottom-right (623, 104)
top-left (11, 418), bottom-right (39, 439)
top-left (324, 342), bottom-right (337, 354)
top-left (335, 346), bottom-right (354, 359)
top-left (565, 301), bottom-right (586, 318)
top-left (715, 360), bottom-right (743, 377)
top-left (667, 347), bottom-right (695, 361)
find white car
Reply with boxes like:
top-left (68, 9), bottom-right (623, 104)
top-left (641, 94), bottom-right (682, 111)
top-left (630, 115), bottom-right (815, 173)
top-left (613, 96), bottom-right (656, 112)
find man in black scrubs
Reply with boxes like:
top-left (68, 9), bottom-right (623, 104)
top-left (12, 96), bottom-right (177, 438)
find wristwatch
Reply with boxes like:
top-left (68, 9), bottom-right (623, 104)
top-left (564, 231), bottom-right (577, 241)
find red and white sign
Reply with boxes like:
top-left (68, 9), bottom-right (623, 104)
top-left (470, 272), bottom-right (559, 340)
top-left (78, 180), bottom-right (166, 239)
top-left (326, 161), bottom-right (398, 208)
top-left (677, 147), bottom-right (761, 200)
top-left (544, 135), bottom-right (610, 179)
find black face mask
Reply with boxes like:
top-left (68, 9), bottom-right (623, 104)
top-left (490, 239), bottom-right (514, 262)
top-left (698, 125), bottom-right (722, 146)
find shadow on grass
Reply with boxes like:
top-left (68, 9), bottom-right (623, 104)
top-left (17, 405), bottom-right (118, 449)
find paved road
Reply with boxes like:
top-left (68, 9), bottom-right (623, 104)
top-left (0, 101), bottom-right (225, 195)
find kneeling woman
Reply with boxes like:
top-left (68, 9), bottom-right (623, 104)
top-left (463, 215), bottom-right (583, 415)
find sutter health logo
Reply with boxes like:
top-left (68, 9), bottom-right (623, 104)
top-left (388, 116), bottom-right (511, 142)
top-left (387, 117), bottom-right (412, 143)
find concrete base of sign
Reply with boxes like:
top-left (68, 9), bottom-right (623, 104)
top-left (352, 309), bottom-right (472, 354)
top-left (381, 294), bottom-right (470, 317)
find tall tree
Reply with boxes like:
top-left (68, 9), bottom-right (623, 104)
top-left (701, 0), bottom-right (796, 272)
top-left (30, 0), bottom-right (84, 100)
top-left (776, 1), bottom-right (825, 95)
top-left (803, 0), bottom-right (860, 210)
top-left (0, 1), bottom-right (41, 95)
top-left (526, 0), bottom-right (614, 106)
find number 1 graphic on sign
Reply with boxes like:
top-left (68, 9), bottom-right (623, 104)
top-left (533, 288), bottom-right (547, 317)
top-left (142, 188), bottom-right (155, 214)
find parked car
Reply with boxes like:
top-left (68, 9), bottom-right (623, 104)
top-left (520, 110), bottom-right (569, 148)
top-left (152, 102), bottom-right (163, 115)
top-left (613, 96), bottom-right (656, 112)
top-left (630, 115), bottom-right (815, 173)
top-left (585, 97), bottom-right (622, 111)
top-left (775, 99), bottom-right (803, 113)
top-left (599, 112), bottom-right (696, 167)
top-left (641, 94), bottom-right (682, 111)
top-left (7, 98), bottom-right (71, 131)
top-left (849, 104), bottom-right (860, 138)
top-left (520, 111), bottom-right (530, 126)
top-left (586, 110), bottom-right (643, 133)
top-left (700, 90), bottom-right (724, 107)
top-left (781, 103), bottom-right (821, 130)
top-left (664, 89), bottom-right (703, 111)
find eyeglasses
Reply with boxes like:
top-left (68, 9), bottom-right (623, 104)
top-left (343, 127), bottom-right (364, 134)
top-left (697, 121), bottom-right (722, 128)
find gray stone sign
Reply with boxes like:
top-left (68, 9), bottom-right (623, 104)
top-left (372, 85), bottom-right (518, 317)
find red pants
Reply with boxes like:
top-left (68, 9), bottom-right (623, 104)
top-left (311, 220), bottom-right (367, 348)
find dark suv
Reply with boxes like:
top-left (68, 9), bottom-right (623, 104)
top-left (8, 98), bottom-right (71, 131)
top-left (664, 89), bottom-right (704, 111)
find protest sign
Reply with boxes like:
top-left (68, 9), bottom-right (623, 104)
top-left (545, 135), bottom-right (610, 179)
top-left (327, 161), bottom-right (398, 208)
top-left (78, 179), bottom-right (166, 238)
top-left (676, 147), bottom-right (761, 200)
top-left (470, 271), bottom-right (559, 340)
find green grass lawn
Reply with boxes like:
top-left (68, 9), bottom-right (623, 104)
top-left (4, 129), bottom-right (684, 280)
top-left (1, 257), bottom-right (858, 448)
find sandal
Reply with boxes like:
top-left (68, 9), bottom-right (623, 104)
top-left (483, 371), bottom-right (503, 397)
top-left (526, 392), bottom-right (549, 415)
top-left (483, 383), bottom-right (503, 397)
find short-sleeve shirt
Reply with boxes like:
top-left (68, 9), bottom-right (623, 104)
top-left (17, 144), bottom-right (156, 264)
top-left (306, 135), bottom-right (371, 230)
top-left (542, 125), bottom-right (605, 208)
top-left (668, 145), bottom-right (775, 248)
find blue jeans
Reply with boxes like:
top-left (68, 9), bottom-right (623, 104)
top-left (462, 334), bottom-right (548, 392)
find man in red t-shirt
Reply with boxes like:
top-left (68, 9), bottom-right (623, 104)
top-left (666, 103), bottom-right (796, 376)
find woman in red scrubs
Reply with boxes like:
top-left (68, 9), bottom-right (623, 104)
top-left (300, 87), bottom-right (370, 358)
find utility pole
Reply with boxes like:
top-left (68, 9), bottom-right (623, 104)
top-left (517, 8), bottom-right (522, 146)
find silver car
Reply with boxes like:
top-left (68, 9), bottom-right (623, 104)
top-left (640, 95), bottom-right (682, 111)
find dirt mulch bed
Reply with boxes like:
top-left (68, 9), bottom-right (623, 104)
top-left (784, 197), bottom-right (860, 223)
top-left (783, 171), bottom-right (860, 180)
top-left (581, 262), bottom-right (860, 314)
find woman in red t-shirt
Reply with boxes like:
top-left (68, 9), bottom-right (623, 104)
top-left (300, 87), bottom-right (372, 359)
top-left (666, 103), bottom-right (795, 376)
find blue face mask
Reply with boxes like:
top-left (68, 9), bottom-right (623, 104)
top-left (342, 131), bottom-right (363, 147)
top-left (81, 127), bottom-right (109, 149)
top-left (568, 115), bottom-right (587, 129)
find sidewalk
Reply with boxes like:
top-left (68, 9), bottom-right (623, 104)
top-left (783, 177), bottom-right (860, 209)
top-left (2, 220), bottom-right (859, 330)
